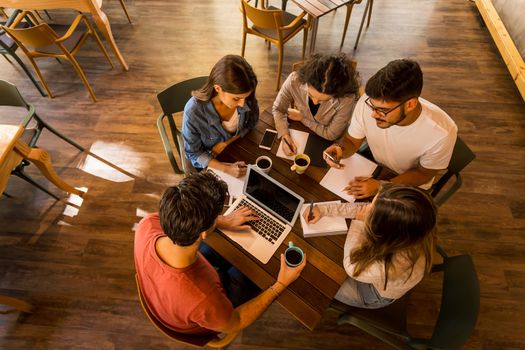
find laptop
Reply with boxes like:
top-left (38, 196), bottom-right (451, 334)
top-left (218, 165), bottom-right (304, 264)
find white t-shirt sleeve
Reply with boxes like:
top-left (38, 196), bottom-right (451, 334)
top-left (419, 123), bottom-right (457, 170)
top-left (347, 95), bottom-right (368, 139)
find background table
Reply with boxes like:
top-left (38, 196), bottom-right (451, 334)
top-left (0, 0), bottom-right (128, 70)
top-left (291, 0), bottom-right (359, 54)
top-left (0, 124), bottom-right (83, 197)
top-left (209, 108), bottom-right (349, 330)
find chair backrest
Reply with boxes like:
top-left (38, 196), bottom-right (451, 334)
top-left (156, 76), bottom-right (208, 175)
top-left (0, 79), bottom-right (31, 109)
top-left (3, 20), bottom-right (57, 49)
top-left (424, 254), bottom-right (480, 349)
top-left (134, 274), bottom-right (215, 347)
top-left (430, 137), bottom-right (476, 200)
top-left (241, 0), bottom-right (284, 29)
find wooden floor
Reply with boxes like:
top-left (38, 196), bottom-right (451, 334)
top-left (1, 0), bottom-right (524, 349)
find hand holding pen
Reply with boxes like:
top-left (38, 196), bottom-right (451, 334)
top-left (303, 200), bottom-right (322, 224)
top-left (323, 144), bottom-right (343, 168)
top-left (282, 135), bottom-right (297, 156)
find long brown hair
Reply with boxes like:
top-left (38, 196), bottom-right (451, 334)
top-left (350, 184), bottom-right (437, 290)
top-left (193, 55), bottom-right (258, 120)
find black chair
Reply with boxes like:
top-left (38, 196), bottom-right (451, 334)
top-left (0, 79), bottom-right (84, 199)
top-left (336, 246), bottom-right (480, 350)
top-left (0, 10), bottom-right (46, 96)
top-left (156, 76), bottom-right (208, 176)
top-left (430, 137), bottom-right (476, 207)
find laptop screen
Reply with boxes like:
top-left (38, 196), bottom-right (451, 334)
top-left (244, 166), bottom-right (303, 225)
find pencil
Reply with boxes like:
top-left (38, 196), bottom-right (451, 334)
top-left (307, 199), bottom-right (314, 221)
top-left (323, 151), bottom-right (340, 164)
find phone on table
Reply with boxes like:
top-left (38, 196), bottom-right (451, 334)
top-left (259, 129), bottom-right (278, 150)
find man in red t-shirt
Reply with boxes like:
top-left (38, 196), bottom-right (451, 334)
top-left (134, 171), bottom-right (306, 336)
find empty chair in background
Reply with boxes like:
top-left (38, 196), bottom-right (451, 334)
top-left (1, 11), bottom-right (113, 102)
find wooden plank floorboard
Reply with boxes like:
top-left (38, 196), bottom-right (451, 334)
top-left (1, 0), bottom-right (525, 348)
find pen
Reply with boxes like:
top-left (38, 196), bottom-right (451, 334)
top-left (307, 199), bottom-right (314, 221)
top-left (323, 151), bottom-right (340, 164)
top-left (283, 137), bottom-right (294, 152)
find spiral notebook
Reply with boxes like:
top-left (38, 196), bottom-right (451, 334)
top-left (300, 201), bottom-right (348, 237)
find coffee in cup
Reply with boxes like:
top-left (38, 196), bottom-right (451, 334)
top-left (290, 154), bottom-right (310, 174)
top-left (255, 155), bottom-right (272, 174)
top-left (284, 241), bottom-right (304, 267)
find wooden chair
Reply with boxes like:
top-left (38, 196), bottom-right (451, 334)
top-left (0, 10), bottom-right (47, 96)
top-left (135, 275), bottom-right (238, 349)
top-left (335, 246), bottom-right (480, 349)
top-left (156, 76), bottom-right (208, 177)
top-left (0, 80), bottom-right (85, 199)
top-left (1, 11), bottom-right (113, 102)
top-left (240, 0), bottom-right (308, 90)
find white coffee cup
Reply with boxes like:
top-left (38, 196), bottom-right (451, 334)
top-left (255, 156), bottom-right (272, 174)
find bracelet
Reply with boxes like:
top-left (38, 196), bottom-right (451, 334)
top-left (268, 286), bottom-right (280, 298)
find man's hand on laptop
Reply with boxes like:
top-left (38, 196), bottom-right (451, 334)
top-left (277, 253), bottom-right (306, 287)
top-left (217, 206), bottom-right (259, 231)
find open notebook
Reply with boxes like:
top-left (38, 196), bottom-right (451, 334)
top-left (300, 201), bottom-right (348, 237)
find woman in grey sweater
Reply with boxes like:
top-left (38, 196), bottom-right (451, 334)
top-left (273, 53), bottom-right (360, 155)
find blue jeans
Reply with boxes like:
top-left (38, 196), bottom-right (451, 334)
top-left (335, 277), bottom-right (395, 309)
top-left (199, 241), bottom-right (260, 307)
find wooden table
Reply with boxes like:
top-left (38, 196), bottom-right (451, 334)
top-left (290, 0), bottom-right (360, 54)
top-left (208, 109), bottom-right (349, 330)
top-left (0, 124), bottom-right (83, 197)
top-left (0, 0), bottom-right (128, 70)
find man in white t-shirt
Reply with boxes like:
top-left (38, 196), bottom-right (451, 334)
top-left (324, 59), bottom-right (457, 199)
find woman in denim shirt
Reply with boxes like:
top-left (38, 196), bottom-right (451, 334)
top-left (182, 55), bottom-right (259, 177)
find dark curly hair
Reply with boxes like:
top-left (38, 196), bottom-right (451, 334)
top-left (365, 59), bottom-right (423, 102)
top-left (159, 171), bottom-right (228, 246)
top-left (296, 53), bottom-right (359, 98)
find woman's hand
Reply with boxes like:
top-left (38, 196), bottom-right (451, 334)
top-left (223, 161), bottom-right (248, 177)
top-left (282, 134), bottom-right (297, 156)
top-left (303, 206), bottom-right (322, 224)
top-left (287, 108), bottom-right (304, 122)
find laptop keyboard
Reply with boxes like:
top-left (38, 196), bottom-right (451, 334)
top-left (238, 199), bottom-right (286, 245)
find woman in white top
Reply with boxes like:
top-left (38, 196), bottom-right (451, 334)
top-left (305, 184), bottom-right (436, 308)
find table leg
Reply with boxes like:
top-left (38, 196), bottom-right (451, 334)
top-left (308, 16), bottom-right (319, 55)
top-left (15, 140), bottom-right (84, 197)
top-left (91, 8), bottom-right (129, 71)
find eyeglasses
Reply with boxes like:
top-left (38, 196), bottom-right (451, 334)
top-left (364, 97), bottom-right (410, 118)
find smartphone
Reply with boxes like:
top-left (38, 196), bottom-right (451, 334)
top-left (259, 129), bottom-right (278, 150)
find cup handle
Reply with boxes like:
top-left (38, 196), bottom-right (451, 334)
top-left (290, 164), bottom-right (297, 171)
top-left (288, 241), bottom-right (293, 248)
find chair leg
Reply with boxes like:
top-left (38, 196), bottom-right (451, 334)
top-left (9, 52), bottom-right (48, 97)
top-left (118, 0), bottom-right (132, 24)
top-left (282, 0), bottom-right (288, 10)
top-left (276, 44), bottom-right (283, 91)
top-left (2, 53), bottom-right (12, 63)
top-left (90, 29), bottom-right (114, 68)
top-left (241, 32), bottom-right (247, 57)
top-left (367, 0), bottom-right (373, 27)
top-left (340, 3), bottom-right (354, 51)
top-left (66, 54), bottom-right (97, 102)
top-left (13, 170), bottom-right (60, 200)
top-left (25, 55), bottom-right (54, 98)
top-left (38, 119), bottom-right (85, 151)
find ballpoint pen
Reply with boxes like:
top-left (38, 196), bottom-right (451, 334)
top-left (283, 137), bottom-right (294, 153)
top-left (307, 199), bottom-right (314, 221)
top-left (323, 151), bottom-right (340, 165)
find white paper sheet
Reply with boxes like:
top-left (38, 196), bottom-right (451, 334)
top-left (300, 201), bottom-right (348, 237)
top-left (208, 166), bottom-right (245, 198)
top-left (319, 153), bottom-right (377, 203)
top-left (276, 129), bottom-right (309, 160)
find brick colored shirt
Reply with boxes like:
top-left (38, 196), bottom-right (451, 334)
top-left (134, 213), bottom-right (233, 335)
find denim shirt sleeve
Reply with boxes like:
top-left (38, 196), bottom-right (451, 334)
top-left (182, 98), bottom-right (215, 168)
top-left (182, 97), bottom-right (259, 169)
